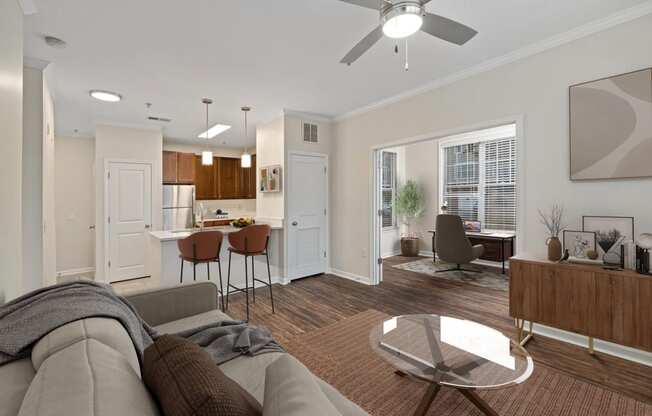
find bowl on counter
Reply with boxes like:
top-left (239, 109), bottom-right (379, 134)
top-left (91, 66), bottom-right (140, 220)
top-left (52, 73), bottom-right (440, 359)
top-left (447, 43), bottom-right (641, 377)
top-left (230, 217), bottom-right (255, 228)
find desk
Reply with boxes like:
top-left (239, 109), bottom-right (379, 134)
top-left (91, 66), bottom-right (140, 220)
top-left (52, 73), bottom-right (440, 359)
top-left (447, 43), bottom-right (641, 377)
top-left (428, 230), bottom-right (515, 274)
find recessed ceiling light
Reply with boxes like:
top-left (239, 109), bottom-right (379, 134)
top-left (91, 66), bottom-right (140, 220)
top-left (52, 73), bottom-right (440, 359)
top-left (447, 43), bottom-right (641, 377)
top-left (198, 124), bottom-right (231, 139)
top-left (89, 90), bottom-right (122, 103)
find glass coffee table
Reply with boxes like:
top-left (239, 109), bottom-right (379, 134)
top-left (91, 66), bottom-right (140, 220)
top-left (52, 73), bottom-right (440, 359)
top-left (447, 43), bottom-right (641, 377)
top-left (370, 314), bottom-right (533, 416)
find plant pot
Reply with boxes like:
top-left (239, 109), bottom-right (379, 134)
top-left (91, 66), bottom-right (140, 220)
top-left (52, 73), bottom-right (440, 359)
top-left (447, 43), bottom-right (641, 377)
top-left (547, 236), bottom-right (562, 262)
top-left (401, 237), bottom-right (420, 257)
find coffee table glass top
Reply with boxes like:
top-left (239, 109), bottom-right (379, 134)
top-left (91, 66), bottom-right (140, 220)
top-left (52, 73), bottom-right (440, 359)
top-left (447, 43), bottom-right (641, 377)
top-left (370, 314), bottom-right (533, 389)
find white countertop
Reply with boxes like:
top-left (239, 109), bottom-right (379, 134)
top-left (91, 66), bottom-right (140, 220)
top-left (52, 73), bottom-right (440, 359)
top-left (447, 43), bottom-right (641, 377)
top-left (150, 224), bottom-right (282, 242)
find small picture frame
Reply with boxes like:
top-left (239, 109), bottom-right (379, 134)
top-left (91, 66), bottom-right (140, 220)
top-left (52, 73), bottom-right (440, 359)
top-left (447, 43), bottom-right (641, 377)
top-left (562, 230), bottom-right (596, 259)
top-left (582, 216), bottom-right (634, 264)
top-left (260, 165), bottom-right (282, 193)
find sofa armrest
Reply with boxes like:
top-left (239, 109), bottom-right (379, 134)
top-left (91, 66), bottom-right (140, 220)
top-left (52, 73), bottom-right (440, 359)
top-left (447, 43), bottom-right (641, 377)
top-left (125, 282), bottom-right (218, 327)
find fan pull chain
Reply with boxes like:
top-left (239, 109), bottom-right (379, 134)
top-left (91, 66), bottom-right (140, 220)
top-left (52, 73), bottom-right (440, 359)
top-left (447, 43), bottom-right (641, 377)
top-left (404, 39), bottom-right (409, 71)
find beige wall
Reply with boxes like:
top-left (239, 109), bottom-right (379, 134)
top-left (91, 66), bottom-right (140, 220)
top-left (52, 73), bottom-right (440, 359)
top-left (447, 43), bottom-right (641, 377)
top-left (404, 140), bottom-right (438, 254)
top-left (95, 125), bottom-right (163, 281)
top-left (256, 116), bottom-right (285, 222)
top-left (332, 14), bottom-right (652, 281)
top-left (55, 136), bottom-right (95, 274)
top-left (0, 0), bottom-right (23, 302)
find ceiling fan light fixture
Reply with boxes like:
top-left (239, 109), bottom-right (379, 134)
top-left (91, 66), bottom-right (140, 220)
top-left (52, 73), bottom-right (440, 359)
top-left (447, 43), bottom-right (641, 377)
top-left (382, 3), bottom-right (423, 39)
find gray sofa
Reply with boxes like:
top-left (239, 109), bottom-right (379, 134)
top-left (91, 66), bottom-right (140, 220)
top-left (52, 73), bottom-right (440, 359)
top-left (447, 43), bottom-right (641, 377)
top-left (0, 282), bottom-right (368, 416)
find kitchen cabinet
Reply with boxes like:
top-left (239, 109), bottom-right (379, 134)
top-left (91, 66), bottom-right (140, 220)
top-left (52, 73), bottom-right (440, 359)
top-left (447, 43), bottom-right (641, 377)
top-left (194, 155), bottom-right (257, 200)
top-left (163, 151), bottom-right (178, 183)
top-left (194, 155), bottom-right (216, 199)
top-left (163, 151), bottom-right (196, 184)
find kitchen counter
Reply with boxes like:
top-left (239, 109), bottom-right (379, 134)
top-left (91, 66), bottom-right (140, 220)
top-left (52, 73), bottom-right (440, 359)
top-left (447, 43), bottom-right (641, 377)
top-left (150, 224), bottom-right (282, 242)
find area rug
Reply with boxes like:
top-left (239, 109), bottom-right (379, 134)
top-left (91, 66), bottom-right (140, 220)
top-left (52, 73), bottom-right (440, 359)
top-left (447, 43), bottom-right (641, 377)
top-left (392, 258), bottom-right (509, 291)
top-left (284, 309), bottom-right (652, 416)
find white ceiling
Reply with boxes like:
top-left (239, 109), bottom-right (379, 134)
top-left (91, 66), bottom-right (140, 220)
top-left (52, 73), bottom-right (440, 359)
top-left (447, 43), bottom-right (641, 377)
top-left (24, 0), bottom-right (649, 147)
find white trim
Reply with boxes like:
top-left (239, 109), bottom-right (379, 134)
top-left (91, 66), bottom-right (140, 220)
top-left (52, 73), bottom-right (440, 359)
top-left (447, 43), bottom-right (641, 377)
top-left (56, 267), bottom-right (95, 278)
top-left (103, 159), bottom-right (154, 283)
top-left (369, 115), bottom-right (526, 284)
top-left (335, 1), bottom-right (652, 122)
top-left (523, 320), bottom-right (652, 367)
top-left (286, 151), bottom-right (330, 282)
top-left (382, 249), bottom-right (402, 259)
top-left (329, 268), bottom-right (373, 285)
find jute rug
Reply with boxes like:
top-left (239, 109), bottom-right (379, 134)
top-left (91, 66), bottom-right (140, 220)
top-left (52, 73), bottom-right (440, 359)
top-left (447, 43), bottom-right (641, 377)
top-left (284, 309), bottom-right (652, 416)
top-left (392, 259), bottom-right (509, 291)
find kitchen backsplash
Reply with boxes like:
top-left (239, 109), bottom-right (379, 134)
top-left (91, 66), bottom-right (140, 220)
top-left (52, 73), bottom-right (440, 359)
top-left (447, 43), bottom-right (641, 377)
top-left (198, 199), bottom-right (256, 215)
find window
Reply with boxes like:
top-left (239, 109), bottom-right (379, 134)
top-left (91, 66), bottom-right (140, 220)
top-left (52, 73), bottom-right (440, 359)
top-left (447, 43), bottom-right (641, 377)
top-left (381, 151), bottom-right (397, 228)
top-left (439, 124), bottom-right (517, 232)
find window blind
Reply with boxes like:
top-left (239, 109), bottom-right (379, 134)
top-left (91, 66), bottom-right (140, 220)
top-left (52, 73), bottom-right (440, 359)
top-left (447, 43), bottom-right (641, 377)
top-left (440, 124), bottom-right (517, 232)
top-left (381, 151), bottom-right (397, 228)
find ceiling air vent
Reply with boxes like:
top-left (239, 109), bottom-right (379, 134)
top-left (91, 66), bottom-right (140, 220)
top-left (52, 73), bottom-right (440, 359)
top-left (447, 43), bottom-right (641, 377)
top-left (303, 122), bottom-right (318, 143)
top-left (147, 116), bottom-right (172, 123)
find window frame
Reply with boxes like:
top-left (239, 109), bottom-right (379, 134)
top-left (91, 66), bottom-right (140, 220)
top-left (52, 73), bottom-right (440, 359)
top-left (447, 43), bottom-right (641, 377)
top-left (380, 150), bottom-right (398, 230)
top-left (438, 124), bottom-right (517, 233)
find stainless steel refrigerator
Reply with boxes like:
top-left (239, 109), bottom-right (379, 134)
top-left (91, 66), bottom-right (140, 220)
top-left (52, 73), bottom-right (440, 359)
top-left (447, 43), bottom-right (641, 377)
top-left (163, 185), bottom-right (195, 230)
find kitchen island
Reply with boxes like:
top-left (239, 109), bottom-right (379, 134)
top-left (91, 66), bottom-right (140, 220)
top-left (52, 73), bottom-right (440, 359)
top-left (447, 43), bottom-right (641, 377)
top-left (147, 225), bottom-right (283, 292)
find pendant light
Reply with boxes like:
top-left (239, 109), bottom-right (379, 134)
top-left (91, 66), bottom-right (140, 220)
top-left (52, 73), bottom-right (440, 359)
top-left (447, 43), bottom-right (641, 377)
top-left (240, 106), bottom-right (252, 168)
top-left (201, 98), bottom-right (213, 166)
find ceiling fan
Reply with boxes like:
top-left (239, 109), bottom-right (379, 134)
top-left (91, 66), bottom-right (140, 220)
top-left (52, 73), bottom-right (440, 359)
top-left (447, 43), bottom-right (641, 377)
top-left (338, 0), bottom-right (478, 65)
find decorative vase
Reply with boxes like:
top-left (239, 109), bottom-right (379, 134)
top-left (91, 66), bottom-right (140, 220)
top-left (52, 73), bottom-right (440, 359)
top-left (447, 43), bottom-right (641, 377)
top-left (400, 237), bottom-right (419, 257)
top-left (547, 236), bottom-right (562, 261)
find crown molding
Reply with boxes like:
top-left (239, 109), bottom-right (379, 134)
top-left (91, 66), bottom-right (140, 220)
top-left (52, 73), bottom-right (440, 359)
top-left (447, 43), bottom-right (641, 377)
top-left (334, 1), bottom-right (652, 122)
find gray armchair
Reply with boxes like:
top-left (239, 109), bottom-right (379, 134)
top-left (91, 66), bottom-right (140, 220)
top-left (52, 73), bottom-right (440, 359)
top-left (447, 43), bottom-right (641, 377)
top-left (435, 214), bottom-right (484, 272)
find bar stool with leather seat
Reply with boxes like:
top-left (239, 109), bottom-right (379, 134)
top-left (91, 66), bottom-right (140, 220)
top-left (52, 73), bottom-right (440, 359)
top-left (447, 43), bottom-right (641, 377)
top-left (225, 224), bottom-right (275, 322)
top-left (178, 231), bottom-right (225, 311)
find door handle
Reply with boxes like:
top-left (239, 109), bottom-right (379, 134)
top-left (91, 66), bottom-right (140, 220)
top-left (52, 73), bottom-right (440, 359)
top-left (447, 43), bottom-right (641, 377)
top-left (145, 224), bottom-right (151, 229)
top-left (292, 221), bottom-right (298, 226)
top-left (89, 225), bottom-right (96, 230)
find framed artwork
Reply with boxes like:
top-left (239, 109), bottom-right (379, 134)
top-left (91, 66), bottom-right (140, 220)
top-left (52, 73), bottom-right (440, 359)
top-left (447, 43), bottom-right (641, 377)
top-left (569, 68), bottom-right (652, 181)
top-left (582, 216), bottom-right (634, 264)
top-left (562, 230), bottom-right (596, 259)
top-left (260, 165), bottom-right (281, 192)
top-left (463, 220), bottom-right (481, 232)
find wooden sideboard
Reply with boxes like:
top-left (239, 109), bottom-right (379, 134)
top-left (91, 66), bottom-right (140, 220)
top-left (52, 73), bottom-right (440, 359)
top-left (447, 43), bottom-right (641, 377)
top-left (509, 254), bottom-right (652, 353)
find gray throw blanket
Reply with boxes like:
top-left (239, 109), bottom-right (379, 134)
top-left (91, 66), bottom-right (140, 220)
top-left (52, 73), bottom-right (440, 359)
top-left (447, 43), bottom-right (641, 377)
top-left (0, 280), bottom-right (283, 366)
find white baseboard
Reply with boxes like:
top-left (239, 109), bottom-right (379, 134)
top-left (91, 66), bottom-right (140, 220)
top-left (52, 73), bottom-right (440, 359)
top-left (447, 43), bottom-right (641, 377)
top-left (329, 268), bottom-right (373, 285)
top-left (523, 320), bottom-right (652, 367)
top-left (418, 250), bottom-right (432, 258)
top-left (382, 249), bottom-right (402, 259)
top-left (57, 267), bottom-right (95, 278)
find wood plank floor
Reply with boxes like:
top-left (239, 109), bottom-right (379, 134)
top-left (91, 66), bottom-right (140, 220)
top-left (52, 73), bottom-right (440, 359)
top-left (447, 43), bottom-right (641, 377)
top-left (224, 255), bottom-right (652, 405)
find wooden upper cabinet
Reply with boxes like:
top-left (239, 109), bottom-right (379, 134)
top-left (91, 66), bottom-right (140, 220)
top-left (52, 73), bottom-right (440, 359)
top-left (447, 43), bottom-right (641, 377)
top-left (176, 152), bottom-right (196, 184)
top-left (162, 151), bottom-right (178, 183)
top-left (217, 157), bottom-right (239, 199)
top-left (163, 151), bottom-right (196, 184)
top-left (194, 155), bottom-right (216, 200)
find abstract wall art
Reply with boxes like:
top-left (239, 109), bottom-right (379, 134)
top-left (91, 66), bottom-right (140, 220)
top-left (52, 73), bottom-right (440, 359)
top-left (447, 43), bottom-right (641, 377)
top-left (569, 68), bottom-right (652, 180)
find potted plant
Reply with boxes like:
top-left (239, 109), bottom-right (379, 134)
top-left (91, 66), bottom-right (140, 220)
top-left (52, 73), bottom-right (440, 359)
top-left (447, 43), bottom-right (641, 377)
top-left (538, 204), bottom-right (566, 261)
top-left (395, 180), bottom-right (425, 257)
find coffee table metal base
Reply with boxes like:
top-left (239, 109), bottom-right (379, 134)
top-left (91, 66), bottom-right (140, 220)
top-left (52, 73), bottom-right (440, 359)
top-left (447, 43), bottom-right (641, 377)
top-left (395, 370), bottom-right (499, 416)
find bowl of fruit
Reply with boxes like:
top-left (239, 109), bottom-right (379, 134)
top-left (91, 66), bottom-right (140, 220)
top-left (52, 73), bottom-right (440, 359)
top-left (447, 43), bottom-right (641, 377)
top-left (230, 217), bottom-right (255, 228)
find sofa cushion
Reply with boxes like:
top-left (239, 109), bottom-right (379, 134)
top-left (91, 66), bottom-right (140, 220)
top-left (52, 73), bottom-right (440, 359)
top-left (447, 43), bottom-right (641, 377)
top-left (154, 309), bottom-right (232, 334)
top-left (219, 352), bottom-right (286, 404)
top-left (143, 335), bottom-right (261, 416)
top-left (263, 355), bottom-right (341, 416)
top-left (0, 359), bottom-right (35, 416)
top-left (315, 379), bottom-right (369, 416)
top-left (31, 317), bottom-right (140, 377)
top-left (18, 338), bottom-right (159, 416)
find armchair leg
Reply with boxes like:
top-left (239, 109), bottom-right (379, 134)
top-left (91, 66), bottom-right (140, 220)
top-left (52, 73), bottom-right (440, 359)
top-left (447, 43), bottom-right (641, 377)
top-left (435, 264), bottom-right (481, 273)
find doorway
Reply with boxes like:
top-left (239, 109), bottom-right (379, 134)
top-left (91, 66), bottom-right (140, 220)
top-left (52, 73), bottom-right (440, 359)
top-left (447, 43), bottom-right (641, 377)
top-left (105, 161), bottom-right (152, 283)
top-left (287, 152), bottom-right (329, 281)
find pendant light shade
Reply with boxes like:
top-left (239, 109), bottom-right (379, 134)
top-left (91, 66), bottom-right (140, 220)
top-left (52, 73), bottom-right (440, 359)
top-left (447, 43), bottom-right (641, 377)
top-left (240, 106), bottom-right (252, 168)
top-left (202, 151), bottom-right (213, 166)
top-left (201, 98), bottom-right (213, 166)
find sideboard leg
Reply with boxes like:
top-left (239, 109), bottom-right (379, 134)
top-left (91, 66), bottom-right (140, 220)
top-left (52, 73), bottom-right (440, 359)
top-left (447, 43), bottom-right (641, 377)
top-left (588, 336), bottom-right (595, 354)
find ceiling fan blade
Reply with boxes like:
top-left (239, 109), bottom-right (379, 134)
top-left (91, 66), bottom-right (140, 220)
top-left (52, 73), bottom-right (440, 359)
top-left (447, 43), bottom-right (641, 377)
top-left (340, 25), bottom-right (384, 65)
top-left (421, 12), bottom-right (478, 45)
top-left (336, 0), bottom-right (383, 10)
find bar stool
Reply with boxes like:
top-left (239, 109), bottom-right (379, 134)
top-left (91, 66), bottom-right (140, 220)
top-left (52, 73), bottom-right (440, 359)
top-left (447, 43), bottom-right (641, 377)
top-left (178, 231), bottom-right (225, 311)
top-left (225, 224), bottom-right (275, 322)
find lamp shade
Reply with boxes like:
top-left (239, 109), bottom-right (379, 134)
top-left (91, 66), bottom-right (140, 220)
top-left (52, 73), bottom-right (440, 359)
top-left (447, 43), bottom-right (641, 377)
top-left (241, 152), bottom-right (251, 168)
top-left (638, 233), bottom-right (652, 250)
top-left (202, 151), bottom-right (213, 166)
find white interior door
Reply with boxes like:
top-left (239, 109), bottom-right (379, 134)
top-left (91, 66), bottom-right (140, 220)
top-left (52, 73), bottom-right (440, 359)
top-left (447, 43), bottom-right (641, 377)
top-left (287, 153), bottom-right (328, 281)
top-left (107, 162), bottom-right (152, 282)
